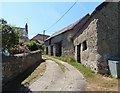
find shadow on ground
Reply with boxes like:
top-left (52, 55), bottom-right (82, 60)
top-left (2, 58), bottom-right (46, 93)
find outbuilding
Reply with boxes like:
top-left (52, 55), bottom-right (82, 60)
top-left (73, 2), bottom-right (119, 74)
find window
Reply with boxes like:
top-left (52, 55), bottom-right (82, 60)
top-left (82, 41), bottom-right (87, 51)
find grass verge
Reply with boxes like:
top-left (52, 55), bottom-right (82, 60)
top-left (43, 55), bottom-right (66, 72)
top-left (55, 61), bottom-right (66, 72)
top-left (21, 62), bottom-right (46, 86)
top-left (44, 55), bottom-right (118, 91)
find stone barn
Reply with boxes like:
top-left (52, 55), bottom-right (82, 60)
top-left (31, 34), bottom-right (50, 44)
top-left (73, 2), bottom-right (119, 74)
top-left (44, 14), bottom-right (90, 58)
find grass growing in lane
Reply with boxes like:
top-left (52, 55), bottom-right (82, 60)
top-left (43, 55), bottom-right (118, 91)
top-left (66, 58), bottom-right (94, 78)
top-left (45, 55), bottom-right (94, 78)
top-left (55, 61), bottom-right (66, 72)
top-left (43, 55), bottom-right (66, 72)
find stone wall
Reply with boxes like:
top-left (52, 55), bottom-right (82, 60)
top-left (74, 2), bottom-right (119, 74)
top-left (62, 30), bottom-right (75, 58)
top-left (118, 2), bottom-right (120, 58)
top-left (45, 30), bottom-right (75, 58)
top-left (74, 16), bottom-right (99, 73)
top-left (96, 2), bottom-right (119, 74)
top-left (2, 50), bottom-right (42, 86)
top-left (44, 14), bottom-right (90, 58)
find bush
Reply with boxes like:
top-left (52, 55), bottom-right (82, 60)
top-left (19, 39), bottom-right (25, 45)
top-left (24, 41), bottom-right (44, 51)
top-left (1, 22), bottom-right (19, 52)
top-left (9, 45), bottom-right (25, 54)
top-left (9, 44), bottom-right (30, 54)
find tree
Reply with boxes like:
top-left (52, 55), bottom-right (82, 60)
top-left (0, 22), bottom-right (20, 52)
top-left (24, 40), bottom-right (44, 51)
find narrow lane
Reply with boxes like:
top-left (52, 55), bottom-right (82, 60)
top-left (29, 60), bottom-right (63, 91)
top-left (48, 57), bottom-right (86, 91)
top-left (29, 57), bottom-right (86, 91)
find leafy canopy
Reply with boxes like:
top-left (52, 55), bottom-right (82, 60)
top-left (0, 22), bottom-right (20, 52)
top-left (24, 40), bottom-right (44, 51)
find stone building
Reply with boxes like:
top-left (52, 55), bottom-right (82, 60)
top-left (31, 34), bottom-right (50, 44)
top-left (73, 2), bottom-right (119, 74)
top-left (16, 23), bottom-right (29, 42)
top-left (45, 2), bottom-right (119, 74)
top-left (44, 14), bottom-right (90, 58)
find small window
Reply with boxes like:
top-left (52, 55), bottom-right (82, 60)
top-left (82, 41), bottom-right (87, 51)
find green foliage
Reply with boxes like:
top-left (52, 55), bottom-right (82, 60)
top-left (24, 40), bottom-right (44, 51)
top-left (67, 59), bottom-right (94, 78)
top-left (0, 23), bottom-right (20, 52)
top-left (19, 39), bottom-right (25, 45)
top-left (9, 45), bottom-right (20, 54)
top-left (9, 45), bottom-right (26, 54)
top-left (55, 61), bottom-right (66, 72)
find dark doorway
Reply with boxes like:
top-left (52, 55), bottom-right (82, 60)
top-left (51, 45), bottom-right (53, 56)
top-left (76, 44), bottom-right (81, 63)
top-left (55, 42), bottom-right (62, 56)
top-left (46, 47), bottom-right (48, 54)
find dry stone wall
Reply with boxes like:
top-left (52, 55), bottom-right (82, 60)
top-left (62, 30), bottom-right (75, 59)
top-left (2, 50), bottom-right (42, 86)
top-left (74, 2), bottom-right (119, 74)
top-left (74, 17), bottom-right (99, 73)
top-left (44, 14), bottom-right (90, 59)
top-left (96, 2), bottom-right (119, 74)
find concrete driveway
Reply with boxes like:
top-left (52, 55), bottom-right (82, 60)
top-left (28, 57), bottom-right (86, 91)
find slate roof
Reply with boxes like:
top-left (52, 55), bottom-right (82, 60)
top-left (31, 34), bottom-right (50, 42)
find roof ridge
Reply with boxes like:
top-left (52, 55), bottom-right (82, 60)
top-left (45, 13), bottom-right (90, 41)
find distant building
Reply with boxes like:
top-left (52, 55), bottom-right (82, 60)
top-left (16, 23), bottom-right (29, 42)
top-left (31, 34), bottom-right (50, 44)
